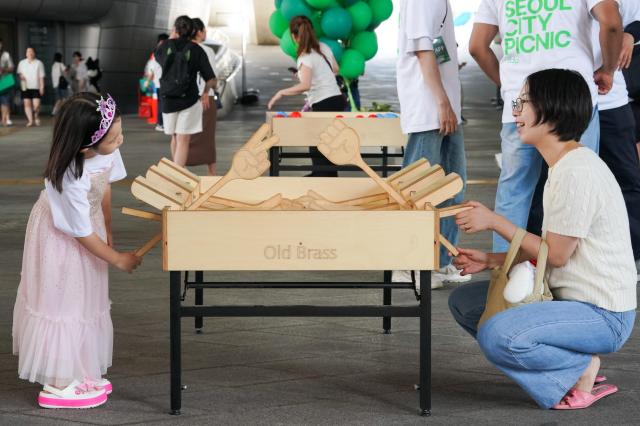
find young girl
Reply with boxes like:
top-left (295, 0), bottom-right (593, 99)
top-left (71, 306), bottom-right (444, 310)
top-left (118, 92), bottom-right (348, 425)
top-left (12, 92), bottom-right (141, 409)
top-left (267, 15), bottom-right (345, 177)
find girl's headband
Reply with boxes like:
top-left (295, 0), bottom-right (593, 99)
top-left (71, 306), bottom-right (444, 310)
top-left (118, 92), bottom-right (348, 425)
top-left (86, 94), bottom-right (116, 147)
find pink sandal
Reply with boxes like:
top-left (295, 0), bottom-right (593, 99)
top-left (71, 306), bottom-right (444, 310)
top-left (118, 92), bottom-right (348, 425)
top-left (38, 380), bottom-right (107, 409)
top-left (552, 384), bottom-right (618, 410)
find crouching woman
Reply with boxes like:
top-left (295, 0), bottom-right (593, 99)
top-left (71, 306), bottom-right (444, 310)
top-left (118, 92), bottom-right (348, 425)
top-left (449, 69), bottom-right (636, 410)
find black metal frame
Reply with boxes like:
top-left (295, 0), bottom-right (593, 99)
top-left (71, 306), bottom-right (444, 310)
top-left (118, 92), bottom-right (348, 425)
top-left (268, 147), bottom-right (404, 176)
top-left (168, 270), bottom-right (432, 416)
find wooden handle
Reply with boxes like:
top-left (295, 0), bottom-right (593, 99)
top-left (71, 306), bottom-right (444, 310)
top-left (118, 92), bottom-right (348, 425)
top-left (121, 207), bottom-right (161, 221)
top-left (135, 233), bottom-right (162, 257)
top-left (439, 234), bottom-right (459, 257)
top-left (357, 159), bottom-right (409, 207)
top-left (188, 174), bottom-right (232, 210)
top-left (437, 204), bottom-right (473, 218)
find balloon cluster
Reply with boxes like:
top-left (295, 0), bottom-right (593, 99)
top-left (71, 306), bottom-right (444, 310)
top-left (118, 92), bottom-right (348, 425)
top-left (269, 0), bottom-right (393, 80)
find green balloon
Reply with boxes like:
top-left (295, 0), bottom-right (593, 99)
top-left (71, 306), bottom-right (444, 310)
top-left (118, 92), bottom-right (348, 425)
top-left (280, 28), bottom-right (298, 58)
top-left (321, 7), bottom-right (353, 39)
top-left (347, 1), bottom-right (372, 32)
top-left (320, 38), bottom-right (344, 62)
top-left (340, 0), bottom-right (358, 6)
top-left (281, 0), bottom-right (312, 21)
top-left (269, 10), bottom-right (288, 38)
top-left (311, 11), bottom-right (324, 38)
top-left (306, 0), bottom-right (335, 8)
top-left (339, 49), bottom-right (365, 79)
top-left (349, 31), bottom-right (377, 60)
top-left (275, 0), bottom-right (283, 8)
top-left (369, 0), bottom-right (393, 26)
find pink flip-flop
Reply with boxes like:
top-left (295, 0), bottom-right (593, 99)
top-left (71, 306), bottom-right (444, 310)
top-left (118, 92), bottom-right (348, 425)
top-left (552, 384), bottom-right (618, 410)
top-left (38, 380), bottom-right (107, 409)
top-left (595, 375), bottom-right (607, 384)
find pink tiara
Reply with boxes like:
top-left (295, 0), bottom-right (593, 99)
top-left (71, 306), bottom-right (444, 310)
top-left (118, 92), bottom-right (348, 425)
top-left (88, 94), bottom-right (116, 146)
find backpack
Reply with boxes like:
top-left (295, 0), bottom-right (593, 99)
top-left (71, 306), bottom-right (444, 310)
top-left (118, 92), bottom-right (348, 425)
top-left (160, 40), bottom-right (192, 98)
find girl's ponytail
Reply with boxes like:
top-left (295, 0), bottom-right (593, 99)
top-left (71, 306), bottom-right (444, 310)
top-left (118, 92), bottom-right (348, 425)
top-left (290, 16), bottom-right (321, 58)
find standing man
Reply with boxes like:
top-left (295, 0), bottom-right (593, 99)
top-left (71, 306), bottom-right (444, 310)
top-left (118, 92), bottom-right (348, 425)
top-left (396, 0), bottom-right (470, 288)
top-left (0, 38), bottom-right (15, 127)
top-left (155, 15), bottom-right (216, 167)
top-left (470, 0), bottom-right (623, 252)
top-left (594, 0), bottom-right (640, 272)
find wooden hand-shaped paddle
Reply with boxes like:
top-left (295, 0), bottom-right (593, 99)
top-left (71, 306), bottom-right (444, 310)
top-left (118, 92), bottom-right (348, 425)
top-left (188, 124), bottom-right (279, 210)
top-left (317, 120), bottom-right (409, 208)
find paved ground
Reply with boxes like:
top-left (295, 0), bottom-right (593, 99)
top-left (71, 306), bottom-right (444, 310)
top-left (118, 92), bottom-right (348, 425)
top-left (1, 45), bottom-right (638, 425)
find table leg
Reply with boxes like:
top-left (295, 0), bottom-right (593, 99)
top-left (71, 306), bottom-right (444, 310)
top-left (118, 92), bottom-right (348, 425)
top-left (382, 270), bottom-right (392, 334)
top-left (269, 147), bottom-right (280, 176)
top-left (170, 271), bottom-right (182, 415)
top-left (419, 270), bottom-right (431, 416)
top-left (195, 271), bottom-right (203, 333)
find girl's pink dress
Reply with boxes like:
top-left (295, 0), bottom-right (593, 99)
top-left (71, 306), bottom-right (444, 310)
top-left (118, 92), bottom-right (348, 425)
top-left (12, 168), bottom-right (112, 388)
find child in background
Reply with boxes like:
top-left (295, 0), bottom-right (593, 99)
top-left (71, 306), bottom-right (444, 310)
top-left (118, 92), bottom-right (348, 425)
top-left (12, 93), bottom-right (141, 409)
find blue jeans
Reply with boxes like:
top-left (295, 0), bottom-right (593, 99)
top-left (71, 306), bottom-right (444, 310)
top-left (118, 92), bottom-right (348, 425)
top-left (448, 281), bottom-right (636, 408)
top-left (404, 128), bottom-right (467, 268)
top-left (493, 107), bottom-right (600, 252)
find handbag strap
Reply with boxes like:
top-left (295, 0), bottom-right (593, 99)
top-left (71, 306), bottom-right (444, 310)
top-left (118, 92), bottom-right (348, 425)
top-left (502, 228), bottom-right (527, 271)
top-left (532, 239), bottom-right (550, 296)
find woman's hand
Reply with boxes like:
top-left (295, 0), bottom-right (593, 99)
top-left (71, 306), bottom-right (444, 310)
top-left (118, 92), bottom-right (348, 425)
top-left (267, 91), bottom-right (283, 110)
top-left (107, 230), bottom-right (113, 248)
top-left (455, 201), bottom-right (497, 233)
top-left (452, 248), bottom-right (492, 275)
top-left (201, 93), bottom-right (210, 110)
top-left (115, 252), bottom-right (142, 273)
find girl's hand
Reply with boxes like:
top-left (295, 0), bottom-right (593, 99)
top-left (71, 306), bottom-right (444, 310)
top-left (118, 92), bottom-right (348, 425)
top-left (452, 248), bottom-right (491, 275)
top-left (455, 201), bottom-right (497, 233)
top-left (107, 230), bottom-right (113, 248)
top-left (115, 252), bottom-right (142, 273)
top-left (267, 91), bottom-right (282, 110)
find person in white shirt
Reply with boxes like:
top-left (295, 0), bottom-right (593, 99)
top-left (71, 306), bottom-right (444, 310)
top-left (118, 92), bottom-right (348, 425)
top-left (189, 18), bottom-right (219, 176)
top-left (469, 0), bottom-right (623, 253)
top-left (71, 51), bottom-right (89, 94)
top-left (450, 69), bottom-right (636, 410)
top-left (268, 15), bottom-right (345, 177)
top-left (396, 0), bottom-right (470, 288)
top-left (592, 0), bottom-right (640, 270)
top-left (12, 93), bottom-right (141, 409)
top-left (0, 38), bottom-right (15, 127)
top-left (51, 52), bottom-right (69, 115)
top-left (16, 46), bottom-right (45, 127)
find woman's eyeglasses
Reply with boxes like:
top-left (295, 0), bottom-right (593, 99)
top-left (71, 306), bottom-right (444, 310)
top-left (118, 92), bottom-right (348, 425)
top-left (511, 97), bottom-right (530, 112)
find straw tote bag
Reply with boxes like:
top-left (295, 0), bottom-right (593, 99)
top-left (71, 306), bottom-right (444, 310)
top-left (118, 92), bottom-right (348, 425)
top-left (478, 228), bottom-right (553, 327)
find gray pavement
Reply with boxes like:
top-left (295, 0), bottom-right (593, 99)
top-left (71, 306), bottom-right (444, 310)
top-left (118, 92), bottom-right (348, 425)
top-left (1, 45), bottom-right (639, 425)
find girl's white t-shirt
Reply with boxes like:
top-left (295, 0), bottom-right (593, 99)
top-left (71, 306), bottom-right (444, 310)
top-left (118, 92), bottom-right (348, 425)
top-left (296, 43), bottom-right (341, 105)
top-left (475, 0), bottom-right (604, 123)
top-left (51, 62), bottom-right (66, 89)
top-left (45, 149), bottom-right (127, 237)
top-left (593, 0), bottom-right (640, 111)
top-left (542, 147), bottom-right (637, 312)
top-left (17, 59), bottom-right (45, 90)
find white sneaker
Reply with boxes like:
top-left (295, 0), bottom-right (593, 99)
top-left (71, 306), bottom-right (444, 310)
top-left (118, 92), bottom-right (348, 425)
top-left (434, 264), bottom-right (472, 283)
top-left (391, 270), bottom-right (445, 290)
top-left (155, 124), bottom-right (164, 132)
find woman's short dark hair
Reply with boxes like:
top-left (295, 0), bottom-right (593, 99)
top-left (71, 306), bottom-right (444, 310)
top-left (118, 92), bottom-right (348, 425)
top-left (44, 93), bottom-right (121, 192)
top-left (192, 18), bottom-right (205, 36)
top-left (53, 52), bottom-right (63, 62)
top-left (72, 51), bottom-right (82, 59)
top-left (525, 69), bottom-right (592, 142)
top-left (174, 15), bottom-right (194, 38)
